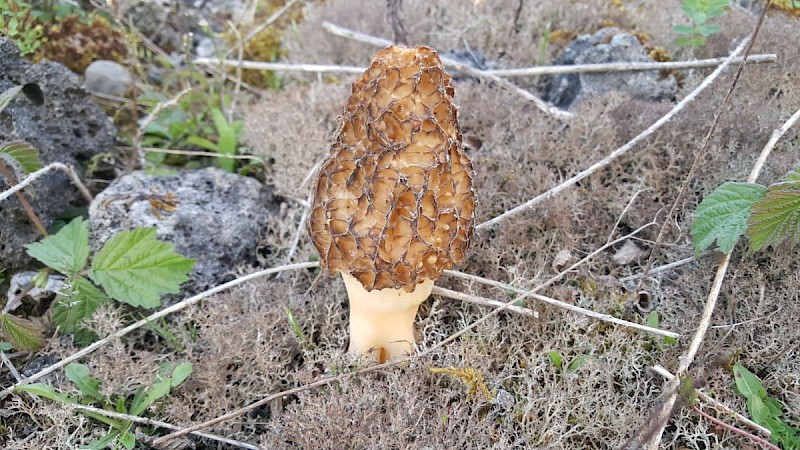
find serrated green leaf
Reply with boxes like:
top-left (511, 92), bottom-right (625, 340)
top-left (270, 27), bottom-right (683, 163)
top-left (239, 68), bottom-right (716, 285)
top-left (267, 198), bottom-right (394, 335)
top-left (90, 228), bottom-right (196, 308)
top-left (0, 313), bottom-right (45, 351)
top-left (691, 182), bottom-right (766, 254)
top-left (782, 166), bottom-right (800, 183)
top-left (53, 276), bottom-right (110, 333)
top-left (0, 141), bottom-right (43, 174)
top-left (0, 85), bottom-right (22, 114)
top-left (16, 383), bottom-right (78, 404)
top-left (65, 363), bottom-right (105, 403)
top-left (25, 217), bottom-right (90, 274)
top-left (747, 188), bottom-right (800, 251)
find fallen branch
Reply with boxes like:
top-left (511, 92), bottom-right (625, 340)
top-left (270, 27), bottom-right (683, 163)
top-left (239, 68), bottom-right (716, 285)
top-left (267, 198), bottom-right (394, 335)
top-left (0, 261), bottom-right (319, 399)
top-left (321, 21), bottom-right (573, 120)
top-left (475, 38), bottom-right (756, 230)
top-left (0, 162), bottom-right (92, 204)
top-left (192, 54), bottom-right (776, 76)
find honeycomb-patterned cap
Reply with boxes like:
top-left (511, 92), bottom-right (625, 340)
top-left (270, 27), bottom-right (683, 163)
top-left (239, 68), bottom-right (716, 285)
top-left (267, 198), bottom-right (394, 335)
top-left (308, 46), bottom-right (476, 292)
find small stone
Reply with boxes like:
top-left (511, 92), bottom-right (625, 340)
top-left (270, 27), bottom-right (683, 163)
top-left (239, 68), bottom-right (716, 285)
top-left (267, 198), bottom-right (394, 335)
top-left (84, 60), bottom-right (132, 97)
top-left (552, 249), bottom-right (573, 272)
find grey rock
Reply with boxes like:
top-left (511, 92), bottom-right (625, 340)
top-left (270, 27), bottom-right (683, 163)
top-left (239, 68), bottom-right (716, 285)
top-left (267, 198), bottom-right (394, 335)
top-left (195, 36), bottom-right (216, 58)
top-left (84, 60), bottom-right (132, 97)
top-left (544, 28), bottom-right (677, 109)
top-left (88, 168), bottom-right (281, 298)
top-left (0, 37), bottom-right (116, 273)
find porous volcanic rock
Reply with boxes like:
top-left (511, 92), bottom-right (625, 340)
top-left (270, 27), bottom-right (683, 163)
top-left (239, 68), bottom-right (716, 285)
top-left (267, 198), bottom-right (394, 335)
top-left (89, 168), bottom-right (281, 297)
top-left (0, 37), bottom-right (116, 273)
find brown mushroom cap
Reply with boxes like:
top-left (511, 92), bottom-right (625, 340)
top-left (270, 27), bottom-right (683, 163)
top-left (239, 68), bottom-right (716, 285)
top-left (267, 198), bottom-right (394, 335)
top-left (309, 46), bottom-right (476, 292)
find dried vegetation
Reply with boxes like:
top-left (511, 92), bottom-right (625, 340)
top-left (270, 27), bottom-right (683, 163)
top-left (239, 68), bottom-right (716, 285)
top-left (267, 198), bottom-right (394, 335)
top-left (5, 0), bottom-right (800, 449)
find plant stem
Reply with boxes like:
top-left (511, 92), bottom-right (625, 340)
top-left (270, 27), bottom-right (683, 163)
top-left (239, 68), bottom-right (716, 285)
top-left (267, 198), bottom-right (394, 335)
top-left (0, 159), bottom-right (48, 237)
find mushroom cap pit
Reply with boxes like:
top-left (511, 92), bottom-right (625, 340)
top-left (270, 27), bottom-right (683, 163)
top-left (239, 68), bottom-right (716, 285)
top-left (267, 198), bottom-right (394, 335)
top-left (308, 46), bottom-right (476, 292)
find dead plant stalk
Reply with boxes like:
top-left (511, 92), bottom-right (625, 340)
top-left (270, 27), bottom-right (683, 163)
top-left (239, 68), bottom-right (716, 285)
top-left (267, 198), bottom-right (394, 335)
top-left (0, 162), bottom-right (92, 204)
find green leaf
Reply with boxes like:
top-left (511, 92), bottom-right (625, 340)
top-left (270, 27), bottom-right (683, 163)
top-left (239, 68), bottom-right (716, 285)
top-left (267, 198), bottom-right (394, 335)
top-left (0, 85), bottom-right (22, 114)
top-left (0, 313), bottom-right (45, 351)
top-left (211, 108), bottom-right (237, 173)
top-left (547, 351), bottom-right (563, 370)
top-left (568, 355), bottom-right (590, 372)
top-left (0, 342), bottom-right (12, 352)
top-left (120, 430), bottom-right (136, 449)
top-left (733, 363), bottom-right (767, 400)
top-left (53, 276), bottom-right (110, 333)
top-left (86, 430), bottom-right (119, 450)
top-left (16, 383), bottom-right (78, 404)
top-left (672, 24), bottom-right (695, 35)
top-left (747, 186), bottom-right (800, 251)
top-left (678, 374), bottom-right (697, 406)
top-left (90, 228), bottom-right (196, 308)
top-left (782, 166), bottom-right (800, 183)
top-left (170, 362), bottom-right (192, 387)
top-left (646, 311), bottom-right (660, 328)
top-left (691, 182), bottom-right (766, 254)
top-left (696, 23), bottom-right (721, 36)
top-left (25, 217), bottom-right (90, 274)
top-left (185, 135), bottom-right (219, 152)
top-left (0, 141), bottom-right (43, 174)
top-left (65, 363), bottom-right (105, 403)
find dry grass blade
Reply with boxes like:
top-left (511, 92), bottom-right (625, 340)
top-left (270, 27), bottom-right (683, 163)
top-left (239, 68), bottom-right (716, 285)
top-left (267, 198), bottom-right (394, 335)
top-left (0, 261), bottom-right (319, 399)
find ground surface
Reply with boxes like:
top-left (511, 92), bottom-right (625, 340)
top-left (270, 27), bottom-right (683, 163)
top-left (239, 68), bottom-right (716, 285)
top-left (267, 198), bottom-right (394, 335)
top-left (3, 1), bottom-right (800, 449)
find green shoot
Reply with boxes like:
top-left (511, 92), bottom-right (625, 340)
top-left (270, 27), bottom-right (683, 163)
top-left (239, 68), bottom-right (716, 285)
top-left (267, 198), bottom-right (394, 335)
top-left (673, 0), bottom-right (728, 47)
top-left (733, 363), bottom-right (800, 448)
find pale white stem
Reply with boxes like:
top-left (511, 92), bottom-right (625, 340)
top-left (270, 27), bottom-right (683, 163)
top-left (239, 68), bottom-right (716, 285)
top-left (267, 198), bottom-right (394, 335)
top-left (0, 162), bottom-right (92, 204)
top-left (476, 37), bottom-right (752, 230)
top-left (342, 272), bottom-right (433, 363)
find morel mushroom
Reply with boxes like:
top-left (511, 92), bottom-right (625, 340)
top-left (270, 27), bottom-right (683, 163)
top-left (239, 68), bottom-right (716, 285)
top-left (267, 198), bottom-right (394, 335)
top-left (308, 46), bottom-right (476, 363)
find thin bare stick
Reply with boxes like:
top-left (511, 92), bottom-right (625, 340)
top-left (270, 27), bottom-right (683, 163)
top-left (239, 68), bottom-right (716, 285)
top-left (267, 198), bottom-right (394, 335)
top-left (443, 271), bottom-right (679, 339)
top-left (128, 146), bottom-right (266, 164)
top-left (192, 54), bottom-right (776, 76)
top-left (651, 364), bottom-right (771, 438)
top-left (691, 405), bottom-right (780, 450)
top-left (321, 21), bottom-right (573, 120)
top-left (432, 286), bottom-right (537, 317)
top-left (488, 54), bottom-right (776, 76)
top-left (476, 38), bottom-right (752, 230)
top-left (0, 351), bottom-right (22, 383)
top-left (619, 255), bottom-right (696, 282)
top-left (69, 404), bottom-right (259, 449)
top-left (241, 0), bottom-right (300, 48)
top-left (226, 20), bottom-right (245, 120)
top-left (0, 162), bottom-right (92, 204)
top-left (643, 6), bottom-right (775, 447)
top-left (750, 105), bottom-right (800, 180)
top-left (0, 159), bottom-right (48, 236)
top-left (0, 261), bottom-right (319, 399)
top-left (133, 87), bottom-right (192, 169)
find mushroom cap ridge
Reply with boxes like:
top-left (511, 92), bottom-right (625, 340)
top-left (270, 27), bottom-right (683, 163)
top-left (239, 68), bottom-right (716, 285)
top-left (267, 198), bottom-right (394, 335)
top-left (309, 46), bottom-right (476, 292)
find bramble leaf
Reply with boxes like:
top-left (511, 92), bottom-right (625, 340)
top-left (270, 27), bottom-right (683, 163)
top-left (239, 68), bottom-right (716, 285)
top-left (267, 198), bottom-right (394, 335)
top-left (747, 184), bottom-right (800, 251)
top-left (0, 313), bottom-right (45, 351)
top-left (0, 141), bottom-right (42, 174)
top-left (691, 182), bottom-right (766, 254)
top-left (90, 228), bottom-right (196, 308)
top-left (53, 276), bottom-right (110, 333)
top-left (0, 85), bottom-right (22, 114)
top-left (25, 217), bottom-right (90, 275)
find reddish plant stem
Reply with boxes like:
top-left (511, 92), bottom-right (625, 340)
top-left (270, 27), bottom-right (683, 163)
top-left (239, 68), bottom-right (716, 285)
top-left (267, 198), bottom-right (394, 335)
top-left (691, 404), bottom-right (780, 450)
top-left (0, 160), bottom-right (48, 237)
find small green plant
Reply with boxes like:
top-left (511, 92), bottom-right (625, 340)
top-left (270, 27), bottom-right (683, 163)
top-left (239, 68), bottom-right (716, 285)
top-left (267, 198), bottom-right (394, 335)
top-left (691, 166), bottom-right (800, 254)
top-left (17, 361), bottom-right (192, 449)
top-left (546, 351), bottom-right (590, 373)
top-left (0, 0), bottom-right (44, 56)
top-left (2, 217), bottom-right (196, 347)
top-left (733, 363), bottom-right (800, 448)
top-left (673, 0), bottom-right (728, 48)
top-left (139, 86), bottom-right (243, 173)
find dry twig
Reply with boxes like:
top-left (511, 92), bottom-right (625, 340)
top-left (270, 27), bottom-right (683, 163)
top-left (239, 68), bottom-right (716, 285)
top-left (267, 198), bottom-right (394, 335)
top-left (321, 21), bottom-right (573, 120)
top-left (0, 162), bottom-right (92, 204)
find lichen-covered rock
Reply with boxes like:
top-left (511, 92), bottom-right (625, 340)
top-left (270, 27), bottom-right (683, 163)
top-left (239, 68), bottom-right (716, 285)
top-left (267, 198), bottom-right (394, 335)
top-left (309, 46), bottom-right (476, 292)
top-left (544, 28), bottom-right (677, 109)
top-left (89, 168), bottom-right (281, 296)
top-left (0, 37), bottom-right (116, 273)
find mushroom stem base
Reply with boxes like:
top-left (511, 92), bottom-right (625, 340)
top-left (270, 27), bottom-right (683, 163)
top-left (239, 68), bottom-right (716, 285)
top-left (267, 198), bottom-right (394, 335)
top-left (342, 272), bottom-right (434, 363)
